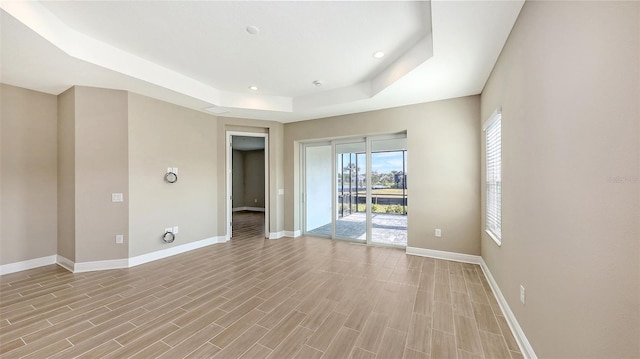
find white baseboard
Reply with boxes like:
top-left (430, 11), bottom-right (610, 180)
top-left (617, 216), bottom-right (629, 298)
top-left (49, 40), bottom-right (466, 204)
top-left (232, 207), bottom-right (265, 212)
top-left (284, 230), bottom-right (301, 238)
top-left (268, 231), bottom-right (285, 239)
top-left (480, 259), bottom-right (537, 359)
top-left (0, 255), bottom-right (57, 275)
top-left (56, 255), bottom-right (75, 272)
top-left (50, 236), bottom-right (228, 274)
top-left (406, 246), bottom-right (482, 264)
top-left (128, 236), bottom-right (227, 267)
top-left (74, 258), bottom-right (129, 273)
top-left (270, 230), bottom-right (301, 239)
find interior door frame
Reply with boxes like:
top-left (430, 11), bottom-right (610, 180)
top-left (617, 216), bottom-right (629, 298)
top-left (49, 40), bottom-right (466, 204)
top-left (226, 131), bottom-right (269, 240)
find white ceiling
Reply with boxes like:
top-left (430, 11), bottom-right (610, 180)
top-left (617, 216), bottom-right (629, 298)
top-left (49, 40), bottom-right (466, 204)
top-left (0, 1), bottom-right (524, 123)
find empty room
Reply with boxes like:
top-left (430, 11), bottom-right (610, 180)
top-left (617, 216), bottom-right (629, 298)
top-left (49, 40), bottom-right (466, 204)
top-left (1, 1), bottom-right (639, 358)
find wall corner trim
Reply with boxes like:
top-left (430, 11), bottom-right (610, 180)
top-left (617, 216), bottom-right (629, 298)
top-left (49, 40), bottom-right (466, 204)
top-left (56, 255), bottom-right (75, 272)
top-left (406, 246), bottom-right (482, 264)
top-left (271, 230), bottom-right (301, 239)
top-left (480, 258), bottom-right (537, 359)
top-left (0, 255), bottom-right (57, 275)
top-left (74, 258), bottom-right (129, 273)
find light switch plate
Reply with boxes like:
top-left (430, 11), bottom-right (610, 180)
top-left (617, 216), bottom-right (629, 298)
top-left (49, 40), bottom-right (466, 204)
top-left (112, 193), bottom-right (123, 202)
top-left (173, 226), bottom-right (179, 234)
top-left (115, 235), bottom-right (124, 244)
top-left (278, 189), bottom-right (284, 195)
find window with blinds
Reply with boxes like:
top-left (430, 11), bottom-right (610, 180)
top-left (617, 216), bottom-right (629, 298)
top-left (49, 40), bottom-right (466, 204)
top-left (484, 110), bottom-right (502, 245)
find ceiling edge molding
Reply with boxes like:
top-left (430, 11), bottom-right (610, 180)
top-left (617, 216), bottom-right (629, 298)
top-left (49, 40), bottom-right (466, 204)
top-left (371, 34), bottom-right (434, 97)
top-left (0, 1), bottom-right (226, 106)
top-left (293, 83), bottom-right (371, 112)
top-left (220, 91), bottom-right (292, 113)
top-left (0, 0), bottom-right (436, 117)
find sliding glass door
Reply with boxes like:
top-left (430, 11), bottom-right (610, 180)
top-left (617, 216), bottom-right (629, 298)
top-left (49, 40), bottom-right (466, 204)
top-left (370, 137), bottom-right (407, 246)
top-left (304, 143), bottom-right (332, 237)
top-left (303, 134), bottom-right (407, 247)
top-left (335, 141), bottom-right (367, 242)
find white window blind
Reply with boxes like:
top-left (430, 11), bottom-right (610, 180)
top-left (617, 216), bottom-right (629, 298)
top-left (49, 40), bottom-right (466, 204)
top-left (484, 111), bottom-right (502, 244)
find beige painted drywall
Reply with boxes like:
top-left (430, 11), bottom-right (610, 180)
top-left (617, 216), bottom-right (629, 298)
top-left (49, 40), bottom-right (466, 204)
top-left (480, 1), bottom-right (640, 357)
top-left (217, 118), bottom-right (284, 237)
top-left (57, 87), bottom-right (75, 261)
top-left (232, 149), bottom-right (266, 209)
top-left (243, 149), bottom-right (266, 208)
top-left (0, 84), bottom-right (58, 265)
top-left (128, 93), bottom-right (218, 256)
top-left (284, 96), bottom-right (480, 254)
top-left (74, 86), bottom-right (129, 262)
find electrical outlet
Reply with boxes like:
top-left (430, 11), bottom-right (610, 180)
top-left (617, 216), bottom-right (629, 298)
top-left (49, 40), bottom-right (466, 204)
top-left (115, 235), bottom-right (124, 244)
top-left (435, 228), bottom-right (442, 237)
top-left (520, 285), bottom-right (526, 304)
top-left (111, 193), bottom-right (123, 202)
top-left (173, 226), bottom-right (179, 234)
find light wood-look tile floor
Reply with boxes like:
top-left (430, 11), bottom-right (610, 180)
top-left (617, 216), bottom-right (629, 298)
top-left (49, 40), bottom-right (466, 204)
top-left (1, 214), bottom-right (522, 359)
top-left (232, 211), bottom-right (267, 240)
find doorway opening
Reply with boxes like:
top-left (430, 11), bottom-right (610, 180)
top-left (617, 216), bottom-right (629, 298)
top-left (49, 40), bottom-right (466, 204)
top-left (226, 132), bottom-right (269, 240)
top-left (302, 134), bottom-right (407, 247)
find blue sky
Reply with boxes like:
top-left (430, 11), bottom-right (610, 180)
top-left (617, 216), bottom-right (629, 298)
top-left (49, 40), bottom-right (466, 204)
top-left (371, 152), bottom-right (405, 174)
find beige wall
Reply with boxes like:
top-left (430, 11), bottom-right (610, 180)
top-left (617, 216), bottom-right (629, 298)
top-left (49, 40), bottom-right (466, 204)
top-left (57, 87), bottom-right (75, 261)
top-left (128, 93), bottom-right (218, 256)
top-left (243, 149), bottom-right (266, 208)
top-left (0, 84), bottom-right (58, 265)
top-left (284, 96), bottom-right (481, 254)
top-left (232, 149), bottom-right (266, 209)
top-left (480, 1), bottom-right (640, 357)
top-left (217, 118), bottom-right (284, 237)
top-left (74, 87), bottom-right (129, 262)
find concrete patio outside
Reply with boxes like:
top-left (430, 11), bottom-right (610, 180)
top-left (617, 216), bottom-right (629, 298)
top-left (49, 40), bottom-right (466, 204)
top-left (307, 212), bottom-right (407, 247)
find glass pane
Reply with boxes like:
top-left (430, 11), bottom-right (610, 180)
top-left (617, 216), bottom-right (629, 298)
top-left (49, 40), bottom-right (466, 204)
top-left (335, 142), bottom-right (367, 241)
top-left (370, 138), bottom-right (407, 246)
top-left (305, 145), bottom-right (332, 236)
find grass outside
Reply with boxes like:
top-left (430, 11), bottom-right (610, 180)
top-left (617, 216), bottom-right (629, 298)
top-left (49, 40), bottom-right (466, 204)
top-left (354, 188), bottom-right (408, 197)
top-left (340, 203), bottom-right (407, 214)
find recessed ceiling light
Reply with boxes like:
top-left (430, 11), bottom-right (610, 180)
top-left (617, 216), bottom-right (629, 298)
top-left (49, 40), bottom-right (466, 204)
top-left (312, 80), bottom-right (323, 87)
top-left (246, 26), bottom-right (260, 35)
top-left (373, 51), bottom-right (385, 59)
top-left (249, 85), bottom-right (258, 91)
